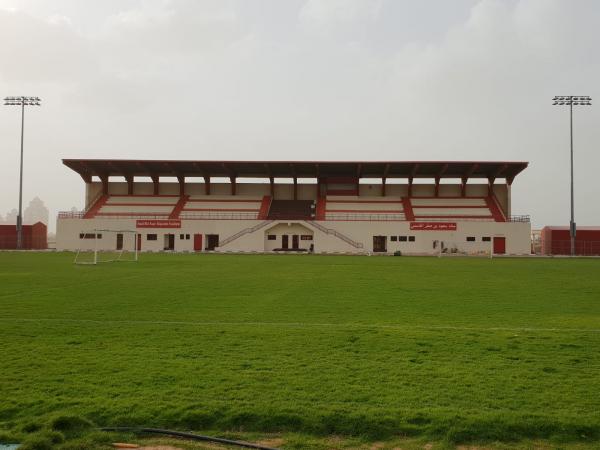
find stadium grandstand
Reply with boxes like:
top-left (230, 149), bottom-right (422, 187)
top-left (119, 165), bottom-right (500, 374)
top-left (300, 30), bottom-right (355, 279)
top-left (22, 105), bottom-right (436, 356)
top-left (57, 159), bottom-right (531, 255)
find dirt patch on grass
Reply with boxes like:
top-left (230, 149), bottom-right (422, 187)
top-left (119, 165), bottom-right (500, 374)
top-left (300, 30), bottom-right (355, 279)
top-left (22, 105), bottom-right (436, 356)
top-left (456, 446), bottom-right (495, 450)
top-left (138, 447), bottom-right (183, 450)
top-left (254, 437), bottom-right (285, 447)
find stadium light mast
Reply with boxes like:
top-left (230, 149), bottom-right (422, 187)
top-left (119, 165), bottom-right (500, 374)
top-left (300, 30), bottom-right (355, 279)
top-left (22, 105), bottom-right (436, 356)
top-left (3, 96), bottom-right (42, 249)
top-left (552, 95), bottom-right (592, 257)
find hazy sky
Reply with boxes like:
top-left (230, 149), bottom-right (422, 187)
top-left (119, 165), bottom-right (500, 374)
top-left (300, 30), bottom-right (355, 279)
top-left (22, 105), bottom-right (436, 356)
top-left (1, 0), bottom-right (598, 231)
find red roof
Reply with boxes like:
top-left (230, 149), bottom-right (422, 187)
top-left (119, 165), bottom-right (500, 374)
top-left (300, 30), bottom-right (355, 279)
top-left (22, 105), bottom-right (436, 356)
top-left (63, 159), bottom-right (528, 183)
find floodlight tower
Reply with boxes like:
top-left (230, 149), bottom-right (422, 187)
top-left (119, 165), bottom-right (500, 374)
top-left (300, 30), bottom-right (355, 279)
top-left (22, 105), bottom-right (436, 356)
top-left (552, 96), bottom-right (592, 256)
top-left (3, 96), bottom-right (42, 249)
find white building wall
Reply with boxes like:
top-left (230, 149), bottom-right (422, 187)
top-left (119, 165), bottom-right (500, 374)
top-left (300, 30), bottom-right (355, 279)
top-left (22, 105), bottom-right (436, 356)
top-left (57, 217), bottom-right (530, 255)
top-left (63, 181), bottom-right (523, 255)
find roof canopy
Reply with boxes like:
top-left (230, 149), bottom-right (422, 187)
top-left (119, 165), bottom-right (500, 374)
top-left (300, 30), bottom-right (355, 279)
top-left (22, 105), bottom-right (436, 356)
top-left (63, 159), bottom-right (528, 183)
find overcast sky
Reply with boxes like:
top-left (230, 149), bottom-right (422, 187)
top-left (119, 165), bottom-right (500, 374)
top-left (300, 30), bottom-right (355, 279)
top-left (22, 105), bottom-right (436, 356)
top-left (1, 0), bottom-right (598, 231)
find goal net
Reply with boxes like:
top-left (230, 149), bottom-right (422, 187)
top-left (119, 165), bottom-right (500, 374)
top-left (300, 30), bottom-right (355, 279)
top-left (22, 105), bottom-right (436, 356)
top-left (74, 229), bottom-right (138, 265)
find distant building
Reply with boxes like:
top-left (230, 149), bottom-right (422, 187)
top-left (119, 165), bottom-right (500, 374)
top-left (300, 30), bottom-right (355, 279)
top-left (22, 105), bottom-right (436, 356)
top-left (24, 197), bottom-right (49, 225)
top-left (0, 222), bottom-right (47, 250)
top-left (4, 208), bottom-right (18, 225)
top-left (540, 226), bottom-right (600, 256)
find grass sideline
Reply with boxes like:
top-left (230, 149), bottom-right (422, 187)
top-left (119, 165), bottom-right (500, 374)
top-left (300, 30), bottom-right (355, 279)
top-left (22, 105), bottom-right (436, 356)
top-left (1, 252), bottom-right (599, 449)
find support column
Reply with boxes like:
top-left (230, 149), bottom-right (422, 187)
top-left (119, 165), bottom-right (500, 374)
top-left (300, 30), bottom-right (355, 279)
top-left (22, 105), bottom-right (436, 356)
top-left (177, 175), bottom-right (185, 196)
top-left (293, 177), bottom-right (297, 200)
top-left (230, 176), bottom-right (236, 196)
top-left (407, 177), bottom-right (413, 197)
top-left (487, 176), bottom-right (495, 197)
top-left (125, 174), bottom-right (134, 195)
top-left (270, 177), bottom-right (275, 198)
top-left (506, 176), bottom-right (514, 218)
top-left (204, 176), bottom-right (211, 195)
top-left (434, 176), bottom-right (441, 197)
top-left (151, 175), bottom-right (160, 195)
top-left (381, 178), bottom-right (386, 196)
top-left (100, 174), bottom-right (109, 195)
top-left (460, 177), bottom-right (468, 197)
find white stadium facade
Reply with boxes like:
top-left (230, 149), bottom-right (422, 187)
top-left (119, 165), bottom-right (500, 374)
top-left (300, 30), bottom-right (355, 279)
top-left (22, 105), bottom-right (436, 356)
top-left (57, 159), bottom-right (531, 255)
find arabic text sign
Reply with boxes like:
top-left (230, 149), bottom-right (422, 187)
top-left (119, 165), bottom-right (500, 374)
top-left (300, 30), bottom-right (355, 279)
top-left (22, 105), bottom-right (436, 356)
top-left (410, 222), bottom-right (457, 231)
top-left (136, 219), bottom-right (182, 228)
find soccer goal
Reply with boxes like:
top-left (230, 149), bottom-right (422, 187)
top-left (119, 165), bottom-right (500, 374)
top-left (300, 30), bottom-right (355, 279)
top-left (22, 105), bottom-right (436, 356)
top-left (74, 229), bottom-right (139, 265)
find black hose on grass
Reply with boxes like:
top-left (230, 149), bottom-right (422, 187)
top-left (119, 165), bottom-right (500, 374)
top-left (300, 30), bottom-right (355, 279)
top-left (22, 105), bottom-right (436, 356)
top-left (100, 427), bottom-right (280, 450)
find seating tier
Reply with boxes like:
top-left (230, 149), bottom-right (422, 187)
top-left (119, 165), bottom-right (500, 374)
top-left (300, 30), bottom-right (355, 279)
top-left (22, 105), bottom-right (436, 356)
top-left (325, 196), bottom-right (405, 221)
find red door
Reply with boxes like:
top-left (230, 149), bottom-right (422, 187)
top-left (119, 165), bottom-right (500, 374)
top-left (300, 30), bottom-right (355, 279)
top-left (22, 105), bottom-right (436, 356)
top-left (137, 234), bottom-right (142, 251)
top-left (194, 234), bottom-right (203, 252)
top-left (493, 237), bottom-right (506, 254)
top-left (282, 235), bottom-right (289, 249)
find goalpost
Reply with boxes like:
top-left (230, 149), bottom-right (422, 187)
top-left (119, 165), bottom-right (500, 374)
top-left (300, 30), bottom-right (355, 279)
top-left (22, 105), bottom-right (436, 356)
top-left (74, 229), bottom-right (139, 265)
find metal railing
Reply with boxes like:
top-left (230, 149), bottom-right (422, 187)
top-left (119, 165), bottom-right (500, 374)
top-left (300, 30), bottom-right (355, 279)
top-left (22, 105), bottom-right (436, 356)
top-left (267, 213), bottom-right (315, 220)
top-left (304, 220), bottom-right (363, 249)
top-left (58, 211), bottom-right (261, 221)
top-left (181, 211), bottom-right (259, 220)
top-left (58, 210), bottom-right (531, 224)
top-left (508, 215), bottom-right (531, 222)
top-left (218, 220), bottom-right (273, 247)
top-left (410, 215), bottom-right (530, 223)
top-left (540, 240), bottom-right (600, 256)
top-left (325, 213), bottom-right (405, 221)
top-left (58, 211), bottom-right (85, 219)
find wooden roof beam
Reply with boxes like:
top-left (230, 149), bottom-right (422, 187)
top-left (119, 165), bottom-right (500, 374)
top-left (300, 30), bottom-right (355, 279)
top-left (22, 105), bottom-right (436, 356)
top-left (410, 163), bottom-right (420, 178)
top-left (493, 163), bottom-right (509, 179)
top-left (437, 163), bottom-right (449, 178)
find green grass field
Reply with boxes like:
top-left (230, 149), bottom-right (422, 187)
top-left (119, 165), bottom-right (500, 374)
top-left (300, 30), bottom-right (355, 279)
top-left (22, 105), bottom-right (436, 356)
top-left (1, 252), bottom-right (600, 449)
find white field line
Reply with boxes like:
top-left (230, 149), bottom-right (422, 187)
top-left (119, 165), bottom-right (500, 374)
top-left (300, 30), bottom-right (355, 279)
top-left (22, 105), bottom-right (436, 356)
top-left (1, 317), bottom-right (600, 333)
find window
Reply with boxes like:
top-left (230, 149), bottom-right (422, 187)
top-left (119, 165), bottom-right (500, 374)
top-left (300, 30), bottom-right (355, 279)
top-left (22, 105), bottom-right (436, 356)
top-left (147, 234), bottom-right (158, 241)
top-left (466, 236), bottom-right (476, 242)
top-left (186, 234), bottom-right (190, 240)
top-left (408, 236), bottom-right (415, 242)
top-left (179, 234), bottom-right (185, 240)
top-left (301, 235), bottom-right (313, 240)
top-left (79, 233), bottom-right (98, 239)
top-left (267, 235), bottom-right (276, 240)
top-left (391, 236), bottom-right (397, 242)
top-left (482, 236), bottom-right (491, 242)
top-left (399, 236), bottom-right (408, 242)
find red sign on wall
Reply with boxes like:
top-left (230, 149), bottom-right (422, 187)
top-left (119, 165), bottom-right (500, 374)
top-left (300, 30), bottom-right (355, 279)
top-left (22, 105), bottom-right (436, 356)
top-left (410, 222), bottom-right (457, 231)
top-left (136, 219), bottom-right (181, 228)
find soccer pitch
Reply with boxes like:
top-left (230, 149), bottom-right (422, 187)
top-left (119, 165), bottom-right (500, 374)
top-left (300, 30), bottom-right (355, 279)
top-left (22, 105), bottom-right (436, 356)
top-left (1, 252), bottom-right (600, 449)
